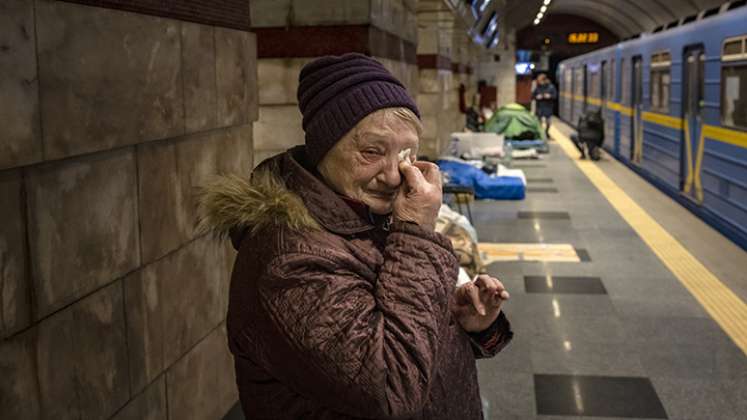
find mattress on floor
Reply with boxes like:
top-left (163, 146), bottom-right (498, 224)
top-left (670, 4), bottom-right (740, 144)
top-left (507, 139), bottom-right (549, 153)
top-left (437, 159), bottom-right (525, 200)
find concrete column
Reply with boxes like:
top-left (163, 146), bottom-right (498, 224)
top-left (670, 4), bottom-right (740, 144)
top-left (476, 29), bottom-right (517, 108)
top-left (251, 0), bottom-right (419, 166)
top-left (0, 1), bottom-right (256, 418)
top-left (416, 2), bottom-right (458, 159)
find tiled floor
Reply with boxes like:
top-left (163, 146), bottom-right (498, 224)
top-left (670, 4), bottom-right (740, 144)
top-left (475, 121), bottom-right (747, 420)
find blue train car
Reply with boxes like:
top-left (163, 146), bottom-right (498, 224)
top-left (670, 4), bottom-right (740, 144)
top-left (558, 2), bottom-right (747, 250)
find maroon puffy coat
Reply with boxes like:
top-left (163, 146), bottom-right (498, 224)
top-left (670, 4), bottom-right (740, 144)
top-left (198, 147), bottom-right (512, 419)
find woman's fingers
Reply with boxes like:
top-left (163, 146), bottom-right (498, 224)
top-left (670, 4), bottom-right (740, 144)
top-left (463, 282), bottom-right (486, 316)
top-left (474, 275), bottom-right (509, 307)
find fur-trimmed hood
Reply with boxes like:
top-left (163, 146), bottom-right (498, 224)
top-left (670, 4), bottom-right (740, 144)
top-left (196, 147), bottom-right (377, 250)
top-left (197, 167), bottom-right (321, 249)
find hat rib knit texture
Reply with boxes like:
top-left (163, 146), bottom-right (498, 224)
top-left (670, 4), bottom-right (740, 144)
top-left (297, 53), bottom-right (420, 166)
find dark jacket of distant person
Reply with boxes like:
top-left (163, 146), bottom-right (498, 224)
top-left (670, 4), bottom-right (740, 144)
top-left (532, 80), bottom-right (557, 117)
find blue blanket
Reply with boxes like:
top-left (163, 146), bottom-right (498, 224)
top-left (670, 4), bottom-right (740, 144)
top-left (437, 160), bottom-right (525, 200)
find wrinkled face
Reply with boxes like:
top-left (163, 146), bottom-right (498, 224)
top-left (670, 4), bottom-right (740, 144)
top-left (318, 109), bottom-right (419, 215)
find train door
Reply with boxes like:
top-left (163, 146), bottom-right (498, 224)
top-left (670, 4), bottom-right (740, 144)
top-left (631, 56), bottom-right (644, 164)
top-left (681, 46), bottom-right (706, 203)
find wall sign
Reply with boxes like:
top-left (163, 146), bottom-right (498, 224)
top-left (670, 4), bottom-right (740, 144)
top-left (567, 32), bottom-right (599, 44)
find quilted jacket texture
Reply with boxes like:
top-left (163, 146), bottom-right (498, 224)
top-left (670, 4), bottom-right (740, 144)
top-left (198, 146), bottom-right (513, 419)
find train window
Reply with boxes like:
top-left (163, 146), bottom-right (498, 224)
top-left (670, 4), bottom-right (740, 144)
top-left (721, 36), bottom-right (747, 130)
top-left (721, 66), bottom-right (747, 129)
top-left (722, 36), bottom-right (747, 61)
top-left (650, 52), bottom-right (671, 112)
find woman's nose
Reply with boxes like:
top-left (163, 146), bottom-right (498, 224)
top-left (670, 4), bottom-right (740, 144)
top-left (376, 156), bottom-right (402, 188)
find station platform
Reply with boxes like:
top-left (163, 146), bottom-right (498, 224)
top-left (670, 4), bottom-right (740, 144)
top-left (473, 119), bottom-right (747, 419)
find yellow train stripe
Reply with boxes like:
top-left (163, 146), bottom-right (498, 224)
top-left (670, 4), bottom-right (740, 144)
top-left (551, 125), bottom-right (747, 356)
top-left (642, 111), bottom-right (682, 130)
top-left (703, 125), bottom-right (747, 149)
top-left (606, 101), bottom-right (634, 116)
top-left (562, 95), bottom-right (747, 149)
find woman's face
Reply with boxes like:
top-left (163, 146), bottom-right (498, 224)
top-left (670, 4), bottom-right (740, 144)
top-left (318, 110), bottom-right (419, 215)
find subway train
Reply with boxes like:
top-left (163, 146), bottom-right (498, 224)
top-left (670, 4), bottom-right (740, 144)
top-left (557, 2), bottom-right (747, 250)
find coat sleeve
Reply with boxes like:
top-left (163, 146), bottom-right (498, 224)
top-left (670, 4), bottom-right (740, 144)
top-left (253, 222), bottom-right (460, 418)
top-left (466, 311), bottom-right (513, 359)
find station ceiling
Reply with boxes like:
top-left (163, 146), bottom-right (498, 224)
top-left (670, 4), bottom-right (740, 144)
top-left (505, 0), bottom-right (730, 38)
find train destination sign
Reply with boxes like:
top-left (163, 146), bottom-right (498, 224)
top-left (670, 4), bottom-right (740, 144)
top-left (567, 32), bottom-right (599, 44)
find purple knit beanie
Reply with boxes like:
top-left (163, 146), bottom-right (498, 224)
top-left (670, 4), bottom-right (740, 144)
top-left (297, 53), bottom-right (420, 166)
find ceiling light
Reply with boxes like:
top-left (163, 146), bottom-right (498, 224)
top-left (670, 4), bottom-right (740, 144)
top-left (541, 5), bottom-right (547, 12)
top-left (544, 0), bottom-right (551, 5)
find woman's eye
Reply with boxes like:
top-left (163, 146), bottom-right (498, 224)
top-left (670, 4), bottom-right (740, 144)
top-left (362, 149), bottom-right (382, 156)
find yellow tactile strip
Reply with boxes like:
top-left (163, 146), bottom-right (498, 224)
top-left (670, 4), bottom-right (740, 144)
top-left (479, 243), bottom-right (581, 264)
top-left (550, 126), bottom-right (747, 356)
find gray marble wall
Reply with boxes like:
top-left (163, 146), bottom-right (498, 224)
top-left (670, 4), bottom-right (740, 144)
top-left (0, 1), bottom-right (256, 418)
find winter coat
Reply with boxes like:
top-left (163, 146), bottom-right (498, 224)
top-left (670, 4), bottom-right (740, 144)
top-left (532, 82), bottom-right (557, 117)
top-left (198, 146), bottom-right (513, 419)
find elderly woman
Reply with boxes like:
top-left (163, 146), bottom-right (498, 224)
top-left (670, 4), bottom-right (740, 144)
top-left (200, 53), bottom-right (513, 419)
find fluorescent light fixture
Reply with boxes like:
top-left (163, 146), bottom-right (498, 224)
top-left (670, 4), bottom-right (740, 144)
top-left (544, 0), bottom-right (551, 5)
top-left (541, 5), bottom-right (547, 12)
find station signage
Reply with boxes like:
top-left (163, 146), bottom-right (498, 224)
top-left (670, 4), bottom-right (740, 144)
top-left (567, 32), bottom-right (599, 44)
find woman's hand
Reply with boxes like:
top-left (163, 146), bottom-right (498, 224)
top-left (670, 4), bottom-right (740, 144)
top-left (451, 274), bottom-right (510, 333)
top-left (393, 161), bottom-right (442, 231)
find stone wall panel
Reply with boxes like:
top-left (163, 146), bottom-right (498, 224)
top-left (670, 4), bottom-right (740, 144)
top-left (138, 125), bottom-right (253, 264)
top-left (176, 130), bottom-right (229, 238)
top-left (221, 124), bottom-right (255, 176)
top-left (253, 105), bottom-right (304, 152)
top-left (216, 28), bottom-right (257, 126)
top-left (0, 0), bottom-right (42, 170)
top-left (36, 0), bottom-right (184, 160)
top-left (0, 170), bottom-right (31, 338)
top-left (166, 324), bottom-right (237, 420)
top-left (125, 269), bottom-right (164, 395)
top-left (371, 0), bottom-right (414, 44)
top-left (112, 375), bottom-right (167, 420)
top-left (0, 329), bottom-right (42, 419)
top-left (257, 58), bottom-right (311, 105)
top-left (26, 148), bottom-right (140, 318)
top-left (137, 140), bottom-right (190, 264)
top-left (72, 282), bottom-right (130, 420)
top-left (36, 307), bottom-right (80, 419)
top-left (161, 237), bottom-right (227, 366)
top-left (290, 0), bottom-right (371, 26)
top-left (182, 22), bottom-right (218, 134)
top-left (134, 236), bottom-right (227, 368)
top-left (249, 0), bottom-right (292, 28)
